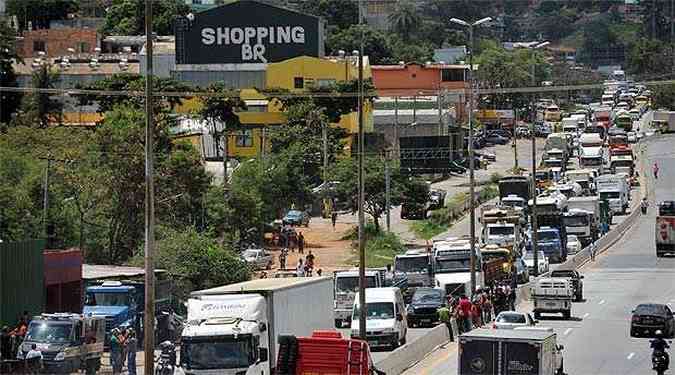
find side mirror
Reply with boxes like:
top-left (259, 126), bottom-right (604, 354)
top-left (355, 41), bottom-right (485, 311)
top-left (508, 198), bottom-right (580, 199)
top-left (580, 275), bottom-right (584, 279)
top-left (259, 347), bottom-right (268, 362)
top-left (396, 314), bottom-right (403, 322)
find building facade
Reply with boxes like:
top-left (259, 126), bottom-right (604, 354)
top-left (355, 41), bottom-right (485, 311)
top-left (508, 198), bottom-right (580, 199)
top-left (17, 27), bottom-right (99, 58)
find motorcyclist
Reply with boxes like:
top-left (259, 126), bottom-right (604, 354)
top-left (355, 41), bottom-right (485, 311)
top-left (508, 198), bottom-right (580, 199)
top-left (641, 197), bottom-right (649, 215)
top-left (651, 330), bottom-right (670, 370)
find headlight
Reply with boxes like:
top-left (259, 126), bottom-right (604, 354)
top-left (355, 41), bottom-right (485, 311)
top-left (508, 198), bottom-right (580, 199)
top-left (54, 351), bottom-right (65, 361)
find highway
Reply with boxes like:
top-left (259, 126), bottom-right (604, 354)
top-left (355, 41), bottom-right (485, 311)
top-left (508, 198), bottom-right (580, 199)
top-left (402, 134), bottom-right (675, 375)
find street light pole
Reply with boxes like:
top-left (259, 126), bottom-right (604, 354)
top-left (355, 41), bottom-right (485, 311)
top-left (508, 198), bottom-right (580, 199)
top-left (451, 16), bottom-right (492, 294)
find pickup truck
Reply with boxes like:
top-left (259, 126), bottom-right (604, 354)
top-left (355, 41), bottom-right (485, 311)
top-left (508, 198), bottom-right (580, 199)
top-left (532, 278), bottom-right (573, 320)
top-left (550, 269), bottom-right (584, 302)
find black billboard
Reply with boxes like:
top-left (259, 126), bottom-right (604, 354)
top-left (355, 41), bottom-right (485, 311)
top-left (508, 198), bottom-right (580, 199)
top-left (175, 0), bottom-right (323, 65)
top-left (399, 136), bottom-right (452, 174)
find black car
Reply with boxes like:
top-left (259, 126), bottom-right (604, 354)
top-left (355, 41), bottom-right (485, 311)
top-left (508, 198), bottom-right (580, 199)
top-left (630, 303), bottom-right (675, 338)
top-left (406, 288), bottom-right (444, 327)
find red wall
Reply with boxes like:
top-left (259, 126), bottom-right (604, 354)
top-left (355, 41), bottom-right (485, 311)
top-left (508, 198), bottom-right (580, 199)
top-left (44, 249), bottom-right (83, 313)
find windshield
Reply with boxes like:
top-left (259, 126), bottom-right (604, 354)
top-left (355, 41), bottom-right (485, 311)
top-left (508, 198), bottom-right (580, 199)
top-left (482, 252), bottom-right (509, 262)
top-left (412, 289), bottom-right (443, 304)
top-left (581, 157), bottom-right (603, 166)
top-left (488, 226), bottom-right (514, 236)
top-left (600, 192), bottom-right (620, 200)
top-left (25, 322), bottom-right (72, 344)
top-left (538, 231), bottom-right (559, 242)
top-left (435, 259), bottom-right (470, 271)
top-left (545, 160), bottom-right (562, 168)
top-left (395, 256), bottom-right (429, 273)
top-left (564, 215), bottom-right (589, 227)
top-left (336, 276), bottom-right (377, 293)
top-left (523, 251), bottom-right (545, 260)
top-left (353, 302), bottom-right (395, 320)
top-left (242, 250), bottom-right (258, 258)
top-left (183, 338), bottom-right (253, 370)
top-left (497, 313), bottom-right (527, 323)
top-left (85, 292), bottom-right (130, 307)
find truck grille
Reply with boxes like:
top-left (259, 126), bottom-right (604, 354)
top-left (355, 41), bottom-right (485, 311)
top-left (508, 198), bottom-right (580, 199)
top-left (41, 352), bottom-right (57, 361)
top-left (413, 307), bottom-right (438, 316)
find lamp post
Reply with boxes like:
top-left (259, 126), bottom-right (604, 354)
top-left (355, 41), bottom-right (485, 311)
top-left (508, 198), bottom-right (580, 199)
top-left (450, 16), bottom-right (492, 294)
top-left (523, 41), bottom-right (549, 277)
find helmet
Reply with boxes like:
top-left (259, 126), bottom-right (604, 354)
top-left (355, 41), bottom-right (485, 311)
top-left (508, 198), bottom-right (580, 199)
top-left (656, 330), bottom-right (664, 337)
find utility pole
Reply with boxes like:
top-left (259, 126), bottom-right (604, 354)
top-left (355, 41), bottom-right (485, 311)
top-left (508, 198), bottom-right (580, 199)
top-left (513, 107), bottom-right (518, 171)
top-left (385, 150), bottom-right (391, 232)
top-left (394, 96), bottom-right (399, 157)
top-left (322, 115), bottom-right (328, 187)
top-left (143, 0), bottom-right (156, 373)
top-left (42, 157), bottom-right (52, 237)
top-left (357, 0), bottom-right (367, 341)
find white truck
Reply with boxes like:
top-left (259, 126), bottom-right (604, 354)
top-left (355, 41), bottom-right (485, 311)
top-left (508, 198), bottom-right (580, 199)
top-left (532, 277), bottom-right (573, 320)
top-left (656, 201), bottom-right (675, 257)
top-left (180, 277), bottom-right (334, 375)
top-left (579, 146), bottom-right (604, 175)
top-left (394, 249), bottom-right (432, 288)
top-left (333, 269), bottom-right (382, 327)
top-left (565, 169), bottom-right (596, 194)
top-left (579, 133), bottom-right (603, 147)
top-left (563, 208), bottom-right (597, 246)
top-left (596, 174), bottom-right (630, 214)
top-left (609, 154), bottom-right (634, 176)
top-left (433, 239), bottom-right (484, 298)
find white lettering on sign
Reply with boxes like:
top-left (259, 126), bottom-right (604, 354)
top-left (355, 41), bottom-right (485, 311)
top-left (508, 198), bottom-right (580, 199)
top-left (200, 26), bottom-right (307, 62)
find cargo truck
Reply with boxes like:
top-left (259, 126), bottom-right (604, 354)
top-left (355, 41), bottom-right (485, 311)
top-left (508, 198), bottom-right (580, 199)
top-left (394, 249), bottom-right (432, 288)
top-left (563, 209), bottom-right (597, 246)
top-left (596, 174), bottom-right (630, 214)
top-left (532, 278), bottom-right (573, 319)
top-left (656, 201), bottom-right (675, 257)
top-left (459, 328), bottom-right (565, 375)
top-left (652, 111), bottom-right (675, 133)
top-left (499, 176), bottom-right (532, 203)
top-left (433, 239), bottom-right (485, 294)
top-left (333, 270), bottom-right (382, 328)
top-left (179, 277), bottom-right (334, 375)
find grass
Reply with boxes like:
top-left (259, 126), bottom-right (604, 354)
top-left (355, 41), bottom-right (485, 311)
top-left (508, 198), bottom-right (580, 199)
top-left (348, 230), bottom-right (406, 268)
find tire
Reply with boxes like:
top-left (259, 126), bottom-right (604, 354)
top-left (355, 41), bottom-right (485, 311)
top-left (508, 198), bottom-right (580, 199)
top-left (556, 358), bottom-right (565, 375)
top-left (534, 311), bottom-right (540, 319)
top-left (563, 310), bottom-right (571, 320)
top-left (335, 319), bottom-right (342, 328)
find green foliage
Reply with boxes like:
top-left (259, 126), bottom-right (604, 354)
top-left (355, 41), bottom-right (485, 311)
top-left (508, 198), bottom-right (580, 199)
top-left (388, 0), bottom-right (421, 42)
top-left (6, 0), bottom-right (78, 31)
top-left (0, 149), bottom-right (43, 241)
top-left (409, 220), bottom-right (445, 241)
top-left (350, 230), bottom-right (406, 268)
top-left (326, 25), bottom-right (393, 65)
top-left (131, 226), bottom-right (250, 302)
top-left (626, 39), bottom-right (675, 78)
top-left (14, 63), bottom-right (63, 128)
top-left (653, 84), bottom-right (675, 110)
top-left (299, 0), bottom-right (358, 30)
top-left (100, 0), bottom-right (190, 36)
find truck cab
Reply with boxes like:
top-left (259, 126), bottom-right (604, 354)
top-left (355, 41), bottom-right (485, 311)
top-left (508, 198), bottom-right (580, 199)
top-left (433, 240), bottom-right (484, 297)
top-left (596, 174), bottom-right (630, 214)
top-left (656, 201), bottom-right (675, 257)
top-left (333, 270), bottom-right (382, 327)
top-left (83, 281), bottom-right (140, 344)
top-left (563, 209), bottom-right (597, 246)
top-left (501, 194), bottom-right (527, 213)
top-left (527, 226), bottom-right (566, 264)
top-left (609, 154), bottom-right (634, 176)
top-left (394, 250), bottom-right (431, 288)
top-left (18, 313), bottom-right (104, 374)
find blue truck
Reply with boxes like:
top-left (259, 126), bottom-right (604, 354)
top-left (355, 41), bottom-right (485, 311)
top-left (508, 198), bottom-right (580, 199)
top-left (527, 226), bottom-right (567, 264)
top-left (83, 279), bottom-right (173, 346)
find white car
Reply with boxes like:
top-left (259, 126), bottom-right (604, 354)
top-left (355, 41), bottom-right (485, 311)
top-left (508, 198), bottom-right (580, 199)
top-left (566, 235), bottom-right (582, 255)
top-left (627, 131), bottom-right (637, 143)
top-left (493, 311), bottom-right (538, 329)
top-left (523, 250), bottom-right (549, 274)
top-left (241, 248), bottom-right (273, 270)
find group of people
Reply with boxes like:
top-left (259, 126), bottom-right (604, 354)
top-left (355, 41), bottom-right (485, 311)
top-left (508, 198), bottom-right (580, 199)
top-left (109, 327), bottom-right (138, 375)
top-left (0, 311), bottom-right (31, 362)
top-left (276, 225), bottom-right (305, 253)
top-left (296, 251), bottom-right (319, 276)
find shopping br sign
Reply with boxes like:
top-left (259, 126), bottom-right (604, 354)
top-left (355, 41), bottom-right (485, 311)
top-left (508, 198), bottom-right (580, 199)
top-left (176, 0), bottom-right (324, 65)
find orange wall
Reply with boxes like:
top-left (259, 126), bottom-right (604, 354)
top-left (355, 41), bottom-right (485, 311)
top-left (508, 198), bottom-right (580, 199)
top-left (372, 64), bottom-right (469, 96)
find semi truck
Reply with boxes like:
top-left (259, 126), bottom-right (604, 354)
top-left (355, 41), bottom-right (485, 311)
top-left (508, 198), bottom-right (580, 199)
top-left (459, 328), bottom-right (565, 375)
top-left (433, 239), bottom-right (485, 294)
top-left (179, 277), bottom-right (334, 375)
top-left (563, 209), bottom-right (597, 246)
top-left (656, 201), bottom-right (675, 257)
top-left (498, 176), bottom-right (532, 203)
top-left (479, 205), bottom-right (526, 251)
top-left (596, 174), bottom-right (630, 214)
top-left (394, 249), bottom-right (432, 288)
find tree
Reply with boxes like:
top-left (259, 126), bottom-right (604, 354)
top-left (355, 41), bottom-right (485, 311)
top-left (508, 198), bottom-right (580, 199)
top-left (326, 25), bottom-right (393, 65)
top-left (0, 21), bottom-right (21, 127)
top-left (15, 63), bottom-right (63, 128)
top-left (6, 0), bottom-right (78, 31)
top-left (298, 0), bottom-right (358, 30)
top-left (100, 0), bottom-right (190, 36)
top-left (653, 84), bottom-right (675, 110)
top-left (388, 35), bottom-right (434, 63)
top-left (388, 0), bottom-right (421, 41)
top-left (626, 38), bottom-right (674, 78)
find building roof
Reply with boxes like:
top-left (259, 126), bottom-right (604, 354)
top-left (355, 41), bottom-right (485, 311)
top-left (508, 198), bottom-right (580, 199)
top-left (82, 264), bottom-right (166, 280)
top-left (372, 62), bottom-right (472, 71)
top-left (191, 276), bottom-right (331, 296)
top-left (14, 59), bottom-right (139, 75)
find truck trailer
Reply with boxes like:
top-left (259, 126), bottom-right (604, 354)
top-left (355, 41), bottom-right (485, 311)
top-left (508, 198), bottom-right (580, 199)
top-left (180, 277), bottom-right (334, 375)
top-left (656, 201), bottom-right (675, 257)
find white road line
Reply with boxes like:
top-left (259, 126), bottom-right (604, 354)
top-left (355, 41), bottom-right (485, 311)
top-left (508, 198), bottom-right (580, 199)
top-left (564, 328), bottom-right (573, 336)
top-left (583, 313), bottom-right (590, 319)
top-left (627, 352), bottom-right (635, 360)
top-left (599, 300), bottom-right (606, 305)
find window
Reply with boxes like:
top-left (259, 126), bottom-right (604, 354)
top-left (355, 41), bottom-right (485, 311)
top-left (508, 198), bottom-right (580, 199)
top-left (235, 129), bottom-right (253, 148)
top-left (293, 77), bottom-right (304, 89)
top-left (441, 68), bottom-right (464, 82)
top-left (33, 40), bottom-right (46, 53)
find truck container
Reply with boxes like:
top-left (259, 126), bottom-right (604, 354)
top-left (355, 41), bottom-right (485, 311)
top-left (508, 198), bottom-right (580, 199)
top-left (459, 328), bottom-right (564, 375)
top-left (596, 174), bottom-right (630, 214)
top-left (0, 240), bottom-right (45, 328)
top-left (656, 201), bottom-right (675, 257)
top-left (181, 277), bottom-right (334, 375)
top-left (532, 277), bottom-right (573, 319)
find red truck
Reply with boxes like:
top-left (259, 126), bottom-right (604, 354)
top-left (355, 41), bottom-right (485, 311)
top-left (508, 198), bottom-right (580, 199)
top-left (276, 330), bottom-right (384, 375)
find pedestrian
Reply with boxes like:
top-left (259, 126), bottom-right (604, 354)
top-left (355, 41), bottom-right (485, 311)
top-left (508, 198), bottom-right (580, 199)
top-left (331, 211), bottom-right (338, 230)
top-left (471, 296), bottom-right (482, 328)
top-left (590, 241), bottom-right (597, 261)
top-left (437, 305), bottom-right (454, 342)
top-left (126, 329), bottom-right (137, 375)
top-left (482, 289), bottom-right (492, 323)
top-left (458, 294), bottom-right (473, 333)
top-left (654, 161), bottom-right (659, 179)
top-left (298, 232), bottom-right (305, 254)
top-left (110, 328), bottom-right (122, 375)
top-left (24, 343), bottom-right (42, 374)
top-left (296, 259), bottom-right (305, 277)
top-left (385, 264), bottom-right (395, 286)
top-left (306, 250), bottom-right (315, 271)
top-left (289, 229), bottom-right (297, 252)
top-left (279, 248), bottom-right (287, 270)
top-left (0, 326), bottom-right (10, 360)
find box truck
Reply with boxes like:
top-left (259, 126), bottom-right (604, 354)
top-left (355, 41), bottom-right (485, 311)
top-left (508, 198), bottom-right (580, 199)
top-left (656, 201), bottom-right (675, 257)
top-left (179, 277), bottom-right (334, 375)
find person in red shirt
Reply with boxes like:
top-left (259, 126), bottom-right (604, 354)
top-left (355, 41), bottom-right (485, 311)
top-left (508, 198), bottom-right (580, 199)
top-left (458, 295), bottom-right (473, 333)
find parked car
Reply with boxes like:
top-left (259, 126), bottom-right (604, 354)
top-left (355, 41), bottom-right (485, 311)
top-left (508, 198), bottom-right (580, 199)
top-left (241, 248), bottom-right (273, 270)
top-left (406, 287), bottom-right (444, 327)
top-left (630, 303), bottom-right (675, 338)
top-left (486, 129), bottom-right (512, 139)
top-left (283, 209), bottom-right (310, 226)
top-left (493, 311), bottom-right (538, 330)
top-left (484, 134), bottom-right (510, 145)
top-left (523, 250), bottom-right (549, 274)
top-left (566, 235), bottom-right (583, 255)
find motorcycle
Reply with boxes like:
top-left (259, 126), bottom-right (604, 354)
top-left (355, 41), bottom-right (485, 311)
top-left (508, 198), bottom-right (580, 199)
top-left (155, 341), bottom-right (177, 375)
top-left (652, 350), bottom-right (668, 375)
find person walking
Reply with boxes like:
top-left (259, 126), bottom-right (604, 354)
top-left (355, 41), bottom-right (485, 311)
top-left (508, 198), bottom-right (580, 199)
top-left (590, 241), bottom-right (597, 261)
top-left (331, 211), bottom-right (338, 230)
top-left (110, 329), bottom-right (122, 375)
top-left (24, 343), bottom-right (42, 374)
top-left (437, 305), bottom-right (454, 342)
top-left (458, 295), bottom-right (473, 333)
top-left (279, 248), bottom-right (288, 270)
top-left (298, 232), bottom-right (305, 254)
top-left (126, 329), bottom-right (137, 375)
top-left (306, 250), bottom-right (315, 271)
top-left (654, 161), bottom-right (659, 180)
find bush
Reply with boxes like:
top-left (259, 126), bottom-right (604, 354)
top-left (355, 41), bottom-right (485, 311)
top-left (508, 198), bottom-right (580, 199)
top-left (359, 231), bottom-right (406, 268)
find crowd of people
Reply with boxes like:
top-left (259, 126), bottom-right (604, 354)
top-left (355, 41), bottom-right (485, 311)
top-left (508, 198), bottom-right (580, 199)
top-left (110, 327), bottom-right (138, 375)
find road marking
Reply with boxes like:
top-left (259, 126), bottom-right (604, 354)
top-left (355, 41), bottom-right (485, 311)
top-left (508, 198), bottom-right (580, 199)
top-left (627, 352), bottom-right (635, 360)
top-left (564, 328), bottom-right (573, 336)
top-left (583, 313), bottom-right (590, 319)
top-left (599, 299), bottom-right (606, 305)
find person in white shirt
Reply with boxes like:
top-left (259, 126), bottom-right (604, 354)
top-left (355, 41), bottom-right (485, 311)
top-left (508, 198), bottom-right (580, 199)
top-left (296, 259), bottom-right (305, 277)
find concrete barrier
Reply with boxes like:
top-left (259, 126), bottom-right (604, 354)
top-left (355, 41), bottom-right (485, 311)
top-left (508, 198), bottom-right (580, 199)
top-left (375, 323), bottom-right (450, 375)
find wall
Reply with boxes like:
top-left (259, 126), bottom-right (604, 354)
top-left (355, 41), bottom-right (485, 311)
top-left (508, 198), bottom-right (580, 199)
top-left (0, 240), bottom-right (45, 327)
top-left (371, 63), bottom-right (469, 97)
top-left (18, 27), bottom-right (99, 58)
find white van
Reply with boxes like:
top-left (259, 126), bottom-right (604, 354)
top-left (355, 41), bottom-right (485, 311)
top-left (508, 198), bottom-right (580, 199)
top-left (351, 287), bottom-right (408, 350)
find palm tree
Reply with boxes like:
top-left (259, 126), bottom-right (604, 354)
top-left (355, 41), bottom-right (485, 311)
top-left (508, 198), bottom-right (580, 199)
top-left (388, 0), bottom-right (421, 41)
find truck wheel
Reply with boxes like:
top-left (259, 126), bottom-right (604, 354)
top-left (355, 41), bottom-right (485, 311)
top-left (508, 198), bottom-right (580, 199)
top-left (534, 311), bottom-right (540, 319)
top-left (335, 319), bottom-right (342, 328)
top-left (556, 359), bottom-right (565, 375)
top-left (563, 310), bottom-right (571, 320)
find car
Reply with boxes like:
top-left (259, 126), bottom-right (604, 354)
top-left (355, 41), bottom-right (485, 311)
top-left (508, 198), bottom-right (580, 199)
top-left (523, 250), bottom-right (549, 275)
top-left (484, 134), bottom-right (510, 145)
top-left (282, 210), bottom-right (310, 226)
top-left (550, 269), bottom-right (584, 302)
top-left (627, 131), bottom-right (637, 143)
top-left (566, 235), bottom-right (582, 255)
top-left (493, 311), bottom-right (538, 329)
top-left (241, 248), bottom-right (273, 270)
top-left (486, 129), bottom-right (512, 139)
top-left (478, 152), bottom-right (497, 162)
top-left (515, 257), bottom-right (530, 284)
top-left (428, 189), bottom-right (447, 210)
top-left (406, 287), bottom-right (445, 327)
top-left (630, 303), bottom-right (675, 338)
